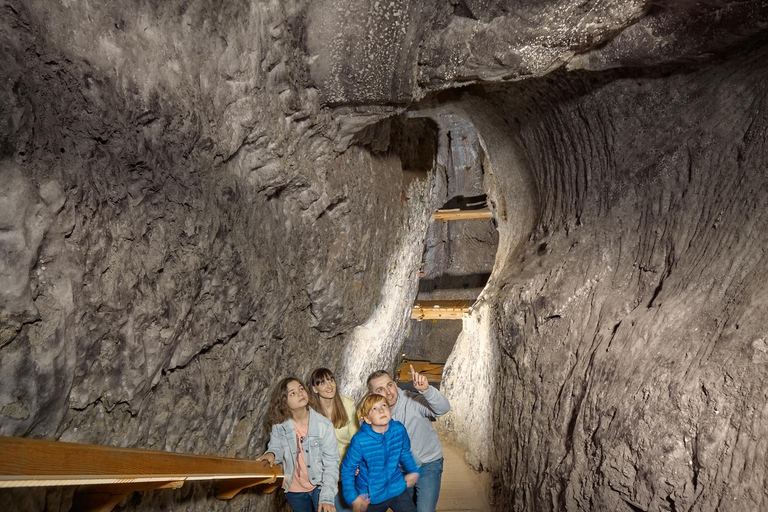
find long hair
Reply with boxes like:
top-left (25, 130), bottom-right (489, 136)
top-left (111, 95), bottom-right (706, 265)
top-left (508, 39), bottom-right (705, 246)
top-left (308, 368), bottom-right (349, 429)
top-left (265, 377), bottom-right (306, 429)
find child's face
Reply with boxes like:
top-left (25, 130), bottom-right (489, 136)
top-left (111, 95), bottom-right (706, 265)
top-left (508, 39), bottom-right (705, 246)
top-left (285, 380), bottom-right (308, 411)
top-left (364, 399), bottom-right (391, 428)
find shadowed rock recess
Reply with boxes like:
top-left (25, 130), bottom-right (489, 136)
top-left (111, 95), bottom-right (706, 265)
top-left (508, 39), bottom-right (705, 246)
top-left (1, 0), bottom-right (767, 511)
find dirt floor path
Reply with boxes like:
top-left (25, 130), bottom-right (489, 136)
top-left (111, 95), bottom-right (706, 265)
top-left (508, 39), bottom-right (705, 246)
top-left (436, 441), bottom-right (492, 512)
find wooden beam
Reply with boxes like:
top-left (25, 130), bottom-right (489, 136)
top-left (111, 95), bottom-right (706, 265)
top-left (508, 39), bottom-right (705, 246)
top-left (397, 360), bottom-right (444, 383)
top-left (0, 436), bottom-right (283, 506)
top-left (431, 208), bottom-right (493, 221)
top-left (215, 477), bottom-right (278, 500)
top-left (411, 300), bottom-right (474, 320)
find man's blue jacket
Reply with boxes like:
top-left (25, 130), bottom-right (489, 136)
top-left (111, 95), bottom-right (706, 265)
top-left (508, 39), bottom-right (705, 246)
top-left (340, 419), bottom-right (421, 505)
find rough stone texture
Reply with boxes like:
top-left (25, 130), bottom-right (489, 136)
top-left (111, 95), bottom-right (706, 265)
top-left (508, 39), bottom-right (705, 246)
top-left (306, 0), bottom-right (767, 106)
top-left (445, 41), bottom-right (768, 511)
top-left (0, 1), bottom-right (425, 509)
top-left (567, 1), bottom-right (768, 71)
top-left (442, 303), bottom-right (496, 470)
top-left (342, 170), bottom-right (434, 400)
top-left (421, 120), bottom-right (497, 301)
top-left (308, 0), bottom-right (648, 103)
top-left (404, 115), bottom-right (499, 364)
top-left (401, 320), bottom-right (452, 363)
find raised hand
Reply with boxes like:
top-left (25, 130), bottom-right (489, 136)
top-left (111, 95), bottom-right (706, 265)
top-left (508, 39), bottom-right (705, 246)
top-left (410, 365), bottom-right (429, 392)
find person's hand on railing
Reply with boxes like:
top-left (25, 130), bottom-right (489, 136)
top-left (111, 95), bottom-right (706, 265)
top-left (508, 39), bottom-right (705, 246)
top-left (404, 472), bottom-right (419, 488)
top-left (318, 502), bottom-right (336, 512)
top-left (256, 452), bottom-right (275, 467)
top-left (410, 365), bottom-right (429, 392)
top-left (351, 494), bottom-right (370, 512)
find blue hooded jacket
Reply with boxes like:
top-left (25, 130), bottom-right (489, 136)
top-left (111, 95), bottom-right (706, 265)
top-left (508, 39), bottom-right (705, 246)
top-left (340, 419), bottom-right (420, 505)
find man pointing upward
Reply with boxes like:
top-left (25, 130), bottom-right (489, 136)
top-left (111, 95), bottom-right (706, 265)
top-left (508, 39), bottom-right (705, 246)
top-left (367, 365), bottom-right (450, 512)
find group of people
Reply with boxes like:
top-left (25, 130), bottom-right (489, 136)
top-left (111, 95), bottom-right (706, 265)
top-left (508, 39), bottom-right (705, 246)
top-left (257, 366), bottom-right (450, 512)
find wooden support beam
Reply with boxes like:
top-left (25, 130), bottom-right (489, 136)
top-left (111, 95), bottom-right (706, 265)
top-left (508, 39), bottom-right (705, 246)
top-left (215, 476), bottom-right (277, 500)
top-left (0, 436), bottom-right (283, 509)
top-left (397, 359), bottom-right (444, 383)
top-left (431, 208), bottom-right (493, 221)
top-left (411, 300), bottom-right (474, 320)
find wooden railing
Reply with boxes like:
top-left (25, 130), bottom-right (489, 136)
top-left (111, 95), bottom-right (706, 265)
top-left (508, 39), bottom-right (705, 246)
top-left (431, 208), bottom-right (493, 221)
top-left (0, 436), bottom-right (282, 512)
top-left (411, 300), bottom-right (474, 320)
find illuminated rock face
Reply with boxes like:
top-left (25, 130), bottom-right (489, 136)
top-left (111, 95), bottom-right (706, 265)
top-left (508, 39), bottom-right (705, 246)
top-left (0, 3), bottom-right (415, 509)
top-left (1, 0), bottom-right (767, 511)
top-left (452, 49), bottom-right (768, 512)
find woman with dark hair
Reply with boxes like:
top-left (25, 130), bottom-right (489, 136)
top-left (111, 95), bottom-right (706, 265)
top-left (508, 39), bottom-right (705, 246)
top-left (308, 368), bottom-right (359, 512)
top-left (258, 377), bottom-right (339, 512)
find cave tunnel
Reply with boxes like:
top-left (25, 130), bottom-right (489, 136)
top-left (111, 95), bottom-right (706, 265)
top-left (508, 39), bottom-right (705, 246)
top-left (1, 1), bottom-right (768, 511)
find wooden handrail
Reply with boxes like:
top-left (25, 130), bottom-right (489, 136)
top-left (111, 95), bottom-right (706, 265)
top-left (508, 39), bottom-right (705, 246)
top-left (431, 208), bottom-right (493, 221)
top-left (0, 436), bottom-right (283, 511)
top-left (411, 300), bottom-right (474, 320)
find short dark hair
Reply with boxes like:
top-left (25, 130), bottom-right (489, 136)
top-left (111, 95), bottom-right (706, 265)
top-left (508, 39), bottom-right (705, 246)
top-left (366, 370), bottom-right (392, 389)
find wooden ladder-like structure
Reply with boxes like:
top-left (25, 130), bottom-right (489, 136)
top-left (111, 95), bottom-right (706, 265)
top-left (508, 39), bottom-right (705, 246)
top-left (0, 436), bottom-right (282, 512)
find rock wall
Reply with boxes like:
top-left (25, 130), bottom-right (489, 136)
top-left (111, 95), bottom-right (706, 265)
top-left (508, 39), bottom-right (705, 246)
top-left (306, 0), bottom-right (767, 105)
top-left (444, 41), bottom-right (768, 511)
top-left (2, 0), bottom-right (768, 510)
top-left (0, 1), bottom-right (426, 510)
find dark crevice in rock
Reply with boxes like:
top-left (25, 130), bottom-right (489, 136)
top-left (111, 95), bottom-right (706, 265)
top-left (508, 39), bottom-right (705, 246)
top-left (647, 247), bottom-right (675, 308)
top-left (620, 495), bottom-right (647, 512)
top-left (71, 397), bottom-right (138, 418)
top-left (315, 196), bottom-right (349, 220)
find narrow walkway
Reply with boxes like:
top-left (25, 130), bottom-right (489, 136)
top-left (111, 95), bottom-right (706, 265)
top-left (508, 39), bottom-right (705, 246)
top-left (437, 441), bottom-right (492, 512)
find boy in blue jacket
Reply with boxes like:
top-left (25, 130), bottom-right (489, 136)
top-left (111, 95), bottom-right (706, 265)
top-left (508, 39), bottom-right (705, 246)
top-left (341, 393), bottom-right (420, 512)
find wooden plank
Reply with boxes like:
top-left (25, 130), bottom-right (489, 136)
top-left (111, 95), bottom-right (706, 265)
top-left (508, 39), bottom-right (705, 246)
top-left (397, 360), bottom-right (444, 383)
top-left (0, 436), bottom-right (282, 499)
top-left (414, 300), bottom-right (476, 309)
top-left (431, 209), bottom-right (493, 221)
top-left (412, 300), bottom-right (474, 321)
top-left (215, 476), bottom-right (277, 499)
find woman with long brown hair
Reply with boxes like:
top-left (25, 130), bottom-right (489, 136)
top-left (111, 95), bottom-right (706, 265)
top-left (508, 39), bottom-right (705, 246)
top-left (308, 368), bottom-right (358, 512)
top-left (258, 376), bottom-right (339, 512)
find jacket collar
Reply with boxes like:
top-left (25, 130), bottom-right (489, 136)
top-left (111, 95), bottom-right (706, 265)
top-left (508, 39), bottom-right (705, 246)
top-left (279, 407), bottom-right (319, 435)
top-left (360, 419), bottom-right (392, 439)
